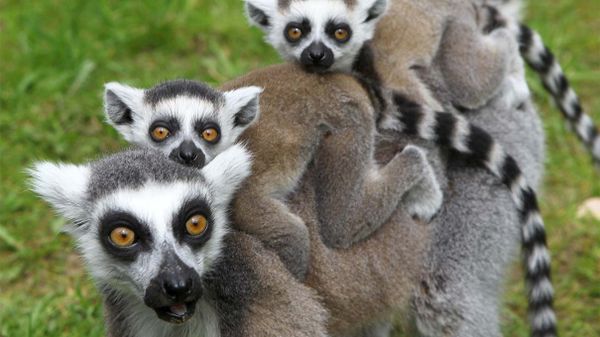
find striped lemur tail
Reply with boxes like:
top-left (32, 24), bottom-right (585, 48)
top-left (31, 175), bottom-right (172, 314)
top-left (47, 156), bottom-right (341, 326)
top-left (486, 2), bottom-right (600, 165)
top-left (381, 92), bottom-right (558, 337)
top-left (517, 24), bottom-right (600, 165)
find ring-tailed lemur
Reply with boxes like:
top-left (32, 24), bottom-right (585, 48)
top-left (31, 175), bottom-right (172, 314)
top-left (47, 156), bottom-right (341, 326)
top-left (103, 78), bottom-right (444, 280)
top-left (104, 79), bottom-right (263, 168)
top-left (29, 147), bottom-right (330, 337)
top-left (245, 0), bottom-right (600, 164)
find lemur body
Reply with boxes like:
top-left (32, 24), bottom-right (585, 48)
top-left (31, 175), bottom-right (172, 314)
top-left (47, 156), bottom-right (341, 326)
top-left (30, 147), bottom-right (329, 337)
top-left (104, 77), bottom-right (443, 280)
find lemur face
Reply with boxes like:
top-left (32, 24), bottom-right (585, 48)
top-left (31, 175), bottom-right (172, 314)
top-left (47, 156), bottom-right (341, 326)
top-left (245, 0), bottom-right (388, 72)
top-left (104, 79), bottom-right (262, 168)
top-left (29, 146), bottom-right (252, 325)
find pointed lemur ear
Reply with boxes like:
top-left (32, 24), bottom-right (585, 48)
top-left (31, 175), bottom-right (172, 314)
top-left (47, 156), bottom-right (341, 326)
top-left (223, 86), bottom-right (263, 129)
top-left (363, 0), bottom-right (389, 22)
top-left (28, 162), bottom-right (91, 228)
top-left (103, 82), bottom-right (145, 126)
top-left (201, 144), bottom-right (253, 206)
top-left (244, 0), bottom-right (276, 29)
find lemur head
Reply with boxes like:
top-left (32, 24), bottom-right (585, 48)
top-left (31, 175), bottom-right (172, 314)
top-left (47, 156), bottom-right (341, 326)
top-left (245, 0), bottom-right (388, 73)
top-left (104, 79), bottom-right (262, 168)
top-left (29, 146), bottom-right (251, 325)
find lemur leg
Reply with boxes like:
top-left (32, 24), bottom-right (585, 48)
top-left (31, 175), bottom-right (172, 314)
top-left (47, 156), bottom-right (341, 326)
top-left (438, 18), bottom-right (515, 110)
top-left (314, 128), bottom-right (442, 249)
top-left (411, 162), bottom-right (521, 337)
top-left (232, 188), bottom-right (310, 280)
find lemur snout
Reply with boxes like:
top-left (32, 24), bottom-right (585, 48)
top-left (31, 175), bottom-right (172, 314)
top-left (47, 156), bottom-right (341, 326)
top-left (144, 252), bottom-right (203, 324)
top-left (163, 275), bottom-right (194, 300)
top-left (301, 42), bottom-right (334, 72)
top-left (170, 140), bottom-right (205, 168)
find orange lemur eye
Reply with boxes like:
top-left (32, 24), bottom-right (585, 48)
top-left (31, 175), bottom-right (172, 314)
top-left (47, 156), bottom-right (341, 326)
top-left (185, 214), bottom-right (208, 236)
top-left (150, 126), bottom-right (170, 142)
top-left (109, 227), bottom-right (136, 247)
top-left (334, 28), bottom-right (349, 42)
top-left (201, 127), bottom-right (219, 143)
top-left (287, 27), bottom-right (303, 41)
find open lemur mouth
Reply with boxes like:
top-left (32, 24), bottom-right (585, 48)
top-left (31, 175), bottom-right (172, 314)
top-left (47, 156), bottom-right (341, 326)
top-left (154, 301), bottom-right (196, 324)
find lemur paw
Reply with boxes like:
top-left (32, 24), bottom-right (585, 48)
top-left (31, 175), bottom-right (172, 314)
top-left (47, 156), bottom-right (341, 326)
top-left (400, 145), bottom-right (443, 222)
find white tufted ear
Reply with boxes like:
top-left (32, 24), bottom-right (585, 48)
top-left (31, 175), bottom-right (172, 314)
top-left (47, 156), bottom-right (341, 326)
top-left (28, 162), bottom-right (91, 228)
top-left (244, 0), bottom-right (278, 30)
top-left (201, 144), bottom-right (253, 206)
top-left (223, 86), bottom-right (263, 130)
top-left (103, 82), bottom-right (146, 140)
top-left (361, 0), bottom-right (389, 22)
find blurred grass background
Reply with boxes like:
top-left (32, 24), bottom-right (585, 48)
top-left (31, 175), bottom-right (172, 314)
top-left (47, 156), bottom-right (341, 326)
top-left (0, 0), bottom-right (598, 336)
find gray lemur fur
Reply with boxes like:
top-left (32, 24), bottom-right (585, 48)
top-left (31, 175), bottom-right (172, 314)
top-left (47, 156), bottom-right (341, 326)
top-left (30, 147), bottom-right (329, 337)
top-left (407, 55), bottom-right (547, 337)
top-left (105, 76), bottom-right (443, 280)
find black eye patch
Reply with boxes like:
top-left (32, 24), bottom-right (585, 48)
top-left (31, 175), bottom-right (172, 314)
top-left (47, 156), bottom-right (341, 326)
top-left (172, 197), bottom-right (214, 249)
top-left (284, 18), bottom-right (312, 43)
top-left (148, 118), bottom-right (180, 141)
top-left (99, 211), bottom-right (153, 261)
top-left (193, 120), bottom-right (221, 144)
top-left (325, 21), bottom-right (352, 44)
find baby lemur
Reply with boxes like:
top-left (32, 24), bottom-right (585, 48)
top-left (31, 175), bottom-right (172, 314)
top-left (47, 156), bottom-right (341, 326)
top-left (103, 78), bottom-right (443, 280)
top-left (29, 147), bottom-right (329, 337)
top-left (245, 0), bottom-right (600, 164)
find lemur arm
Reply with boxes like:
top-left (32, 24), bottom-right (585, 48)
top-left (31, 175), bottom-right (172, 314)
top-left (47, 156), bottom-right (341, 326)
top-left (313, 127), bottom-right (441, 249)
top-left (233, 185), bottom-right (310, 280)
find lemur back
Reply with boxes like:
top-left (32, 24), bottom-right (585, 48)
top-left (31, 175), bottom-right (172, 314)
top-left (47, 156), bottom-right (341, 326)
top-left (104, 75), bottom-right (443, 280)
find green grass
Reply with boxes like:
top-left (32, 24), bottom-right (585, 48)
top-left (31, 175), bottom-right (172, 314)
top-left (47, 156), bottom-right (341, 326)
top-left (0, 0), bottom-right (598, 335)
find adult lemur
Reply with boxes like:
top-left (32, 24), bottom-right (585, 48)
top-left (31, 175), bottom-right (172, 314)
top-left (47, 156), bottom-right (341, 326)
top-left (29, 147), bottom-right (330, 337)
top-left (244, 0), bottom-right (600, 164)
